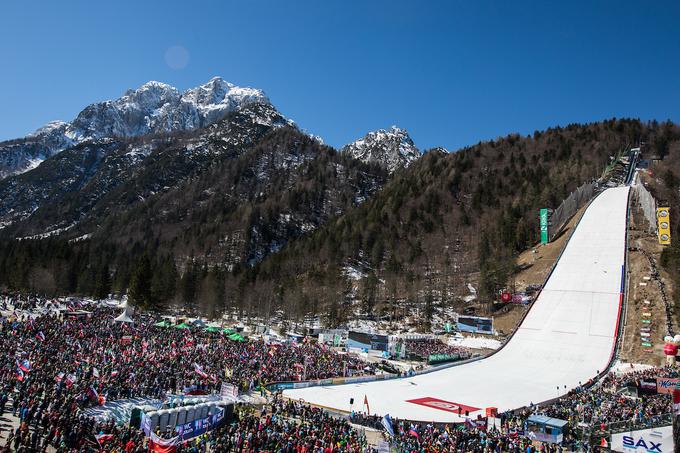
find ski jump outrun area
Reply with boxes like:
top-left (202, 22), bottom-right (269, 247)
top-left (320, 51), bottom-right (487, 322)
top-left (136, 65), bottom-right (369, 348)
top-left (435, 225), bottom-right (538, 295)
top-left (284, 186), bottom-right (631, 422)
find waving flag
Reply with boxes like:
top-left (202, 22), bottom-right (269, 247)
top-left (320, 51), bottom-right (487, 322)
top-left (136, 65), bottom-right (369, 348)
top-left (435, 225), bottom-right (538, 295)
top-left (35, 331), bottom-right (45, 342)
top-left (381, 414), bottom-right (395, 437)
top-left (363, 394), bottom-right (370, 415)
top-left (55, 372), bottom-right (65, 382)
top-left (65, 373), bottom-right (77, 388)
top-left (17, 359), bottom-right (31, 373)
top-left (95, 434), bottom-right (114, 446)
top-left (15, 367), bottom-right (25, 382)
top-left (149, 432), bottom-right (178, 453)
top-left (87, 386), bottom-right (99, 401)
top-left (194, 363), bottom-right (208, 379)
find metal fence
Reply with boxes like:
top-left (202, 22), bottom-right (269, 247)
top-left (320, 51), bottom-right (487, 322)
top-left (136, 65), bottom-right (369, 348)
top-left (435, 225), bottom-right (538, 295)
top-left (633, 176), bottom-right (658, 234)
top-left (549, 181), bottom-right (596, 242)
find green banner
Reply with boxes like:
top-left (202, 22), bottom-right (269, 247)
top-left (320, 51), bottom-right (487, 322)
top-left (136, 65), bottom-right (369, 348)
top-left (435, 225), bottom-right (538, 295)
top-left (428, 353), bottom-right (460, 364)
top-left (540, 208), bottom-right (549, 244)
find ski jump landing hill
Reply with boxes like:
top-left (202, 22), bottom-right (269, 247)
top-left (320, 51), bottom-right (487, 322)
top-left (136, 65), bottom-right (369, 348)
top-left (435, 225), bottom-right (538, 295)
top-left (284, 186), bottom-right (631, 422)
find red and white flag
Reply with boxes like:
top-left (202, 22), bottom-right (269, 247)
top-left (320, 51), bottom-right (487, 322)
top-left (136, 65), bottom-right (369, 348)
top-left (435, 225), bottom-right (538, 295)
top-left (194, 363), bottom-right (208, 379)
top-left (363, 394), bottom-right (370, 415)
top-left (148, 432), bottom-right (178, 453)
top-left (65, 373), bottom-right (77, 388)
top-left (95, 433), bottom-right (114, 446)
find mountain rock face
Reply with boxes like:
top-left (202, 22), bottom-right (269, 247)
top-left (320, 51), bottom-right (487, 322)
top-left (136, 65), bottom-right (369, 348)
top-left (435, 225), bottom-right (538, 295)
top-left (0, 102), bottom-right (293, 238)
top-left (0, 77), bottom-right (270, 178)
top-left (341, 126), bottom-right (421, 173)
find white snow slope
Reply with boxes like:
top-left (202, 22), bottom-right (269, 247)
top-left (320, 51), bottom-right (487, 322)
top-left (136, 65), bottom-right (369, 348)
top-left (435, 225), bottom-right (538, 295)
top-left (284, 186), bottom-right (630, 422)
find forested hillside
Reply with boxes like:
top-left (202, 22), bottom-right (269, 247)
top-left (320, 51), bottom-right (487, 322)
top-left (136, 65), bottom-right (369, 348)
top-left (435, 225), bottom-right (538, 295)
top-left (1, 118), bottom-right (678, 326)
top-left (235, 119), bottom-right (679, 325)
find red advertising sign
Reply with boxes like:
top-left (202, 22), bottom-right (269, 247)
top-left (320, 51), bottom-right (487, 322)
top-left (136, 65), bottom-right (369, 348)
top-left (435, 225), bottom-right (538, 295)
top-left (406, 397), bottom-right (480, 414)
top-left (656, 377), bottom-right (680, 394)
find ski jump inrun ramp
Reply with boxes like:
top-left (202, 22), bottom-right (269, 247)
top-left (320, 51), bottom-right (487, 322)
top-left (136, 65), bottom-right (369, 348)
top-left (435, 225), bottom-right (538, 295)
top-left (284, 186), bottom-right (630, 422)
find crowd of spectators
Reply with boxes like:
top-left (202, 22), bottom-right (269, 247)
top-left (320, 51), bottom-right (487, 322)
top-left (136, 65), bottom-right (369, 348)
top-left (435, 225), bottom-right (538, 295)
top-left (194, 399), bottom-right (369, 452)
top-left (0, 295), bottom-right (376, 451)
top-left (351, 365), bottom-right (676, 452)
top-left (0, 294), bottom-right (677, 452)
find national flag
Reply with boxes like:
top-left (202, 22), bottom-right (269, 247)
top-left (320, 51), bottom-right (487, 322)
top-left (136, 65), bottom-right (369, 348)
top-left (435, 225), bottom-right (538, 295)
top-left (148, 432), bottom-right (178, 453)
top-left (92, 367), bottom-right (100, 378)
top-left (381, 414), bottom-right (395, 437)
top-left (95, 434), bottom-right (114, 446)
top-left (110, 370), bottom-right (119, 377)
top-left (15, 367), bottom-right (25, 382)
top-left (65, 373), bottom-right (77, 388)
top-left (194, 363), bottom-right (208, 379)
top-left (35, 331), bottom-right (45, 342)
top-left (408, 428), bottom-right (419, 439)
top-left (225, 367), bottom-right (233, 378)
top-left (87, 386), bottom-right (99, 401)
top-left (363, 394), bottom-right (370, 415)
top-left (17, 359), bottom-right (31, 373)
top-left (55, 372), bottom-right (65, 382)
top-left (600, 438), bottom-right (608, 448)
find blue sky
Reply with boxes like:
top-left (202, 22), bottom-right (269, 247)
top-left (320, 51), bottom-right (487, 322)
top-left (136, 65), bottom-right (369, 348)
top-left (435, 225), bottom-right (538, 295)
top-left (1, 1), bottom-right (678, 150)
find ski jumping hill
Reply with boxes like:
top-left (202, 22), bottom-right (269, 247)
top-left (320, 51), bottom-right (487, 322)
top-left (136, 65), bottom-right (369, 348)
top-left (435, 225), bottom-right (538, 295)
top-left (283, 186), bottom-right (630, 422)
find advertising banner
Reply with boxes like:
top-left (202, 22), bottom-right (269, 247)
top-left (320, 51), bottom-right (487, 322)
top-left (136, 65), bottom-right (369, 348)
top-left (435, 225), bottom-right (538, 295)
top-left (512, 293), bottom-right (530, 305)
top-left (219, 382), bottom-right (238, 399)
top-left (657, 207), bottom-right (671, 245)
top-left (406, 397), bottom-right (480, 415)
top-left (456, 316), bottom-right (493, 334)
top-left (540, 208), bottom-right (549, 244)
top-left (427, 353), bottom-right (460, 364)
top-left (656, 377), bottom-right (680, 394)
top-left (611, 425), bottom-right (673, 452)
top-left (176, 408), bottom-right (224, 441)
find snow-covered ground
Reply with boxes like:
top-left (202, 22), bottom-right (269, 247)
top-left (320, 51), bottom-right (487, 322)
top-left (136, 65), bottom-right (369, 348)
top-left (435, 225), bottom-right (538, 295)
top-left (284, 187), bottom-right (630, 422)
top-left (609, 360), bottom-right (655, 375)
top-left (449, 335), bottom-right (502, 350)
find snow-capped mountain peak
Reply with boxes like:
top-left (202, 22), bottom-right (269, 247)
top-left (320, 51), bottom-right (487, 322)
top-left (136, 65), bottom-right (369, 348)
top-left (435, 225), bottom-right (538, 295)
top-left (341, 125), bottom-right (421, 173)
top-left (0, 77), bottom-right (276, 179)
top-left (29, 120), bottom-right (68, 138)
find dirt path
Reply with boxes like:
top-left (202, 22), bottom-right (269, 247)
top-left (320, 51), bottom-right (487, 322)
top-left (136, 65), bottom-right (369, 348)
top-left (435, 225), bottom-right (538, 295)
top-left (619, 203), bottom-right (677, 365)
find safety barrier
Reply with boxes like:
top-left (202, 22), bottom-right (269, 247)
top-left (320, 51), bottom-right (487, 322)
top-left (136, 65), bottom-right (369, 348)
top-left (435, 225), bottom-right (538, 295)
top-left (548, 180), bottom-right (596, 242)
top-left (633, 176), bottom-right (658, 234)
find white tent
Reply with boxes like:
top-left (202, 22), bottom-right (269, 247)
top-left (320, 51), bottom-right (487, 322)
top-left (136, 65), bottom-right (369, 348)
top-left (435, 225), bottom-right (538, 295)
top-left (191, 318), bottom-right (207, 328)
top-left (114, 303), bottom-right (134, 324)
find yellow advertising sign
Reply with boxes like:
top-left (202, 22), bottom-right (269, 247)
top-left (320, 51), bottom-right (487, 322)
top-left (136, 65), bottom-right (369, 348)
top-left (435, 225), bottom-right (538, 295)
top-left (657, 207), bottom-right (671, 245)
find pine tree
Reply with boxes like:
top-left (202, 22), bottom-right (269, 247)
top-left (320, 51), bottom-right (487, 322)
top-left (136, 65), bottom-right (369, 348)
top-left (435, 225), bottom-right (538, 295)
top-left (128, 254), bottom-right (154, 309)
top-left (93, 263), bottom-right (111, 300)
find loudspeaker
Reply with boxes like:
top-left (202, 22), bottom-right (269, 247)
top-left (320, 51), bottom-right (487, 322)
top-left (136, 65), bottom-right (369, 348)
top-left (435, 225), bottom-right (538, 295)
top-left (349, 398), bottom-right (354, 405)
